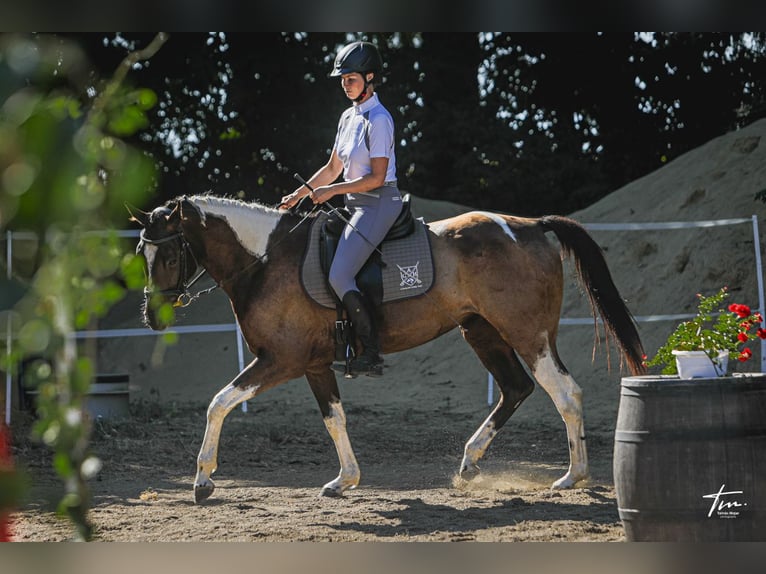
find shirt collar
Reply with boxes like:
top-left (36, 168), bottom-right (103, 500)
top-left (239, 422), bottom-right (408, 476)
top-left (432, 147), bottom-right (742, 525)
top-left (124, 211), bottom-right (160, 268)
top-left (354, 92), bottom-right (380, 115)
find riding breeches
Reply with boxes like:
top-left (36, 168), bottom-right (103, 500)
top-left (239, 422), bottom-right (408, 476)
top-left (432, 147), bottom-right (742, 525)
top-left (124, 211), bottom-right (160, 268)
top-left (328, 185), bottom-right (403, 298)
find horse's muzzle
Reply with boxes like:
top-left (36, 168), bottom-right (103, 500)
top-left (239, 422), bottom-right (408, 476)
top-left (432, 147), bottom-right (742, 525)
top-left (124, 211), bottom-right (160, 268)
top-left (142, 289), bottom-right (178, 331)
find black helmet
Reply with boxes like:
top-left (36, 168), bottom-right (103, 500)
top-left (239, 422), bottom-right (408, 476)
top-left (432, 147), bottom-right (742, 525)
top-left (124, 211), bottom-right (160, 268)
top-left (330, 41), bottom-right (383, 78)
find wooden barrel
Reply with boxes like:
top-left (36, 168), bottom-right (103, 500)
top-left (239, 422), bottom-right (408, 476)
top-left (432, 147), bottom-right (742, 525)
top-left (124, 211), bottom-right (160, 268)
top-left (614, 374), bottom-right (766, 541)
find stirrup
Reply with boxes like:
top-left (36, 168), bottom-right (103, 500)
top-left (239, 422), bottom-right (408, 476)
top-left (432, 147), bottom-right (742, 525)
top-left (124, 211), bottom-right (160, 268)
top-left (348, 355), bottom-right (383, 378)
top-left (331, 361), bottom-right (355, 378)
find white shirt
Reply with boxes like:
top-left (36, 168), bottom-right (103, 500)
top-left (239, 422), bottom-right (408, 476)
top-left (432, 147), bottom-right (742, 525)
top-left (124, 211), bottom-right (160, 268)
top-left (333, 93), bottom-right (397, 183)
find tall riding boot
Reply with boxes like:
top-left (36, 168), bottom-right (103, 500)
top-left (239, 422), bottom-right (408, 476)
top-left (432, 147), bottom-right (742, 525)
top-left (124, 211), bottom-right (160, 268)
top-left (342, 290), bottom-right (383, 377)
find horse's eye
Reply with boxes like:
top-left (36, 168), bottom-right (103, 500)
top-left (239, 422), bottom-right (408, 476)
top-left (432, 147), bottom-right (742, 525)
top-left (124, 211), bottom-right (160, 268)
top-left (167, 258), bottom-right (178, 267)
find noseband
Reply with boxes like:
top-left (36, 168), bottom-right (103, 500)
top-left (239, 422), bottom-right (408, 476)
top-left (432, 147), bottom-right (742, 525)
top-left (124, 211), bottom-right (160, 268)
top-left (138, 228), bottom-right (208, 308)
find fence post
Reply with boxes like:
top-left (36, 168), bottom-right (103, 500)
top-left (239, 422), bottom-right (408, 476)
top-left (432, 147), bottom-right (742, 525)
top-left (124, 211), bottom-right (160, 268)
top-left (752, 215), bottom-right (766, 372)
top-left (5, 230), bottom-right (12, 426)
top-left (237, 323), bottom-right (247, 413)
top-left (487, 373), bottom-right (494, 406)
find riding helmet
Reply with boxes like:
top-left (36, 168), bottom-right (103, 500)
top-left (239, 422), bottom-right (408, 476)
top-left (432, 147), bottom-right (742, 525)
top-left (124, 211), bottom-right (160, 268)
top-left (330, 41), bottom-right (383, 78)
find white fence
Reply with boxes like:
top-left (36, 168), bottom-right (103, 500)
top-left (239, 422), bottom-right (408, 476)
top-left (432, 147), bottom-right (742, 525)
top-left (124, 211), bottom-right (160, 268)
top-left (5, 216), bottom-right (766, 424)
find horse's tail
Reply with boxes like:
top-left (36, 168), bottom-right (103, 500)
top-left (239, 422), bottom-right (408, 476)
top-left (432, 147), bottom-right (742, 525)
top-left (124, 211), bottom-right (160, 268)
top-left (539, 215), bottom-right (646, 375)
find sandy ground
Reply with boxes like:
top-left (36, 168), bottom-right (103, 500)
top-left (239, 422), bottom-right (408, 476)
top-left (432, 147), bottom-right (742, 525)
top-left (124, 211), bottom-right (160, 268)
top-left (10, 385), bottom-right (623, 542)
top-left (7, 118), bottom-right (766, 542)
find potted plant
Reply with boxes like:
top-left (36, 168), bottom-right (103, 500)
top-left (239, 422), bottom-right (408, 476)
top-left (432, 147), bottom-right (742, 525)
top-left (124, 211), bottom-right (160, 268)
top-left (644, 286), bottom-right (766, 378)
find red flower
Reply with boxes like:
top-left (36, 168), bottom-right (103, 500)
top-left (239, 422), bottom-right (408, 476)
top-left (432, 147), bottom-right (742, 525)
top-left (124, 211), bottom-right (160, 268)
top-left (0, 514), bottom-right (10, 543)
top-left (729, 303), bottom-right (752, 318)
top-left (758, 328), bottom-right (766, 340)
top-left (738, 332), bottom-right (750, 343)
top-left (739, 347), bottom-right (753, 362)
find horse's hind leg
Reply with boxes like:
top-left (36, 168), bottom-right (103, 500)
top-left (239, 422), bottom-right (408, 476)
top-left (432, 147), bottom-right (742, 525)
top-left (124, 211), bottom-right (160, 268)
top-left (459, 316), bottom-right (535, 481)
top-left (528, 340), bottom-right (589, 489)
top-left (306, 368), bottom-right (360, 497)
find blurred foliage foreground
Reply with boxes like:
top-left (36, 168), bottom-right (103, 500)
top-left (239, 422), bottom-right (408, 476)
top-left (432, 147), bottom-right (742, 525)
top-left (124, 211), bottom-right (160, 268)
top-left (0, 33), bottom-right (168, 540)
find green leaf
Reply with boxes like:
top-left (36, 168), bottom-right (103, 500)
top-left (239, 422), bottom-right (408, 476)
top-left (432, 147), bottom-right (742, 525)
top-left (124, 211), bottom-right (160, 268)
top-left (53, 452), bottom-right (74, 479)
top-left (121, 253), bottom-right (148, 290)
top-left (162, 331), bottom-right (179, 345)
top-left (133, 88), bottom-right (158, 110)
top-left (108, 106), bottom-right (149, 136)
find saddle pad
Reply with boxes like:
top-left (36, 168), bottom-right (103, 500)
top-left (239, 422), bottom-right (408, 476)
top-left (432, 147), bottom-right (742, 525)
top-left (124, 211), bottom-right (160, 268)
top-left (301, 213), bottom-right (435, 309)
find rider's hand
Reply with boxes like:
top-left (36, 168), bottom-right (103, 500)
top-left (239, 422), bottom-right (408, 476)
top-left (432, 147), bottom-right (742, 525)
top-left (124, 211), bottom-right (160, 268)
top-left (310, 186), bottom-right (333, 205)
top-left (279, 192), bottom-right (300, 210)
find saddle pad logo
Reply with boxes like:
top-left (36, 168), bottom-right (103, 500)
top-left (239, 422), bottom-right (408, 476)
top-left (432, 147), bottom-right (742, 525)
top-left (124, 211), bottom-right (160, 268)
top-left (397, 262), bottom-right (423, 290)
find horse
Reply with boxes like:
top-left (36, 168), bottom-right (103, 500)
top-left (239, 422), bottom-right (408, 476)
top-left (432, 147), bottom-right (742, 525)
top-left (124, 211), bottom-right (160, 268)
top-left (130, 194), bottom-right (645, 503)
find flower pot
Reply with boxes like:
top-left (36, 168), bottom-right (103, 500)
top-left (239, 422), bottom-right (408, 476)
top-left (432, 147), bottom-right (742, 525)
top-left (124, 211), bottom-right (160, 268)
top-left (672, 350), bottom-right (729, 378)
top-left (614, 374), bottom-right (766, 541)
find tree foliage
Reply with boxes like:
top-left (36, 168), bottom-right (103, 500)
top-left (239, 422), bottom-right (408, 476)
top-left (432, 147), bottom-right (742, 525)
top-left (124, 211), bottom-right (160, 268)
top-left (1, 32), bottom-right (163, 540)
top-left (60, 32), bottom-right (766, 216)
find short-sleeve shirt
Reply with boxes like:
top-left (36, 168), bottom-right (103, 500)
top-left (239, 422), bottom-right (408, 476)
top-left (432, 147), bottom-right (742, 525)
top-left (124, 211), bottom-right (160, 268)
top-left (333, 93), bottom-right (397, 183)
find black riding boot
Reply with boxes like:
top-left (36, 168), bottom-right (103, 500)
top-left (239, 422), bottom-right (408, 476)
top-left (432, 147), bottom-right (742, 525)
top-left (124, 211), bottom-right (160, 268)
top-left (342, 290), bottom-right (383, 377)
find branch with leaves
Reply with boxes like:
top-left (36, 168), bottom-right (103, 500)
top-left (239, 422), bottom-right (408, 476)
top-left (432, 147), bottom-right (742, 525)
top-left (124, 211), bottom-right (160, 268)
top-left (1, 32), bottom-right (166, 541)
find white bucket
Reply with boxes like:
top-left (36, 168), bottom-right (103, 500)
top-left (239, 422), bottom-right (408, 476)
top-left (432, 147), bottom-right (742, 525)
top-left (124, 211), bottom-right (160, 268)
top-left (85, 374), bottom-right (130, 419)
top-left (25, 373), bottom-right (130, 419)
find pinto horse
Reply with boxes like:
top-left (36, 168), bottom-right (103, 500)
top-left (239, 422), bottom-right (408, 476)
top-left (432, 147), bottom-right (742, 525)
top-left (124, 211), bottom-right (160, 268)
top-left (131, 194), bottom-right (645, 503)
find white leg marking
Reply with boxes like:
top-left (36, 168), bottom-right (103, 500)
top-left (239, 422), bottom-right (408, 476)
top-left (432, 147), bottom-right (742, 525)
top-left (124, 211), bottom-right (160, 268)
top-left (320, 400), bottom-right (360, 497)
top-left (460, 418), bottom-right (497, 480)
top-left (477, 211), bottom-right (517, 242)
top-left (531, 340), bottom-right (589, 489)
top-left (194, 382), bottom-right (260, 502)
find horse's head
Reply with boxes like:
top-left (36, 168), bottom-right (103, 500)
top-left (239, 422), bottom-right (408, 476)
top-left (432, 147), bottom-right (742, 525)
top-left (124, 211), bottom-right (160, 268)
top-left (130, 198), bottom-right (202, 330)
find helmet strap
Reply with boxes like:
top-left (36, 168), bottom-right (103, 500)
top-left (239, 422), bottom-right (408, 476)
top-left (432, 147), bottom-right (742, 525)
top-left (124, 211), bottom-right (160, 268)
top-left (354, 74), bottom-right (373, 103)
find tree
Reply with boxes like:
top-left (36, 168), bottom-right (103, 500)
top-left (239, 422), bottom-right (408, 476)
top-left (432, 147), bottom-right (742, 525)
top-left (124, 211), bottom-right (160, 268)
top-left (476, 32), bottom-right (766, 214)
top-left (59, 33), bottom-right (766, 216)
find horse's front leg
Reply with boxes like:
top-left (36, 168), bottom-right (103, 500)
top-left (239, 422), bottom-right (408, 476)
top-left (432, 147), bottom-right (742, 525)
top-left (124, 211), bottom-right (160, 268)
top-left (194, 358), bottom-right (268, 503)
top-left (306, 369), bottom-right (360, 497)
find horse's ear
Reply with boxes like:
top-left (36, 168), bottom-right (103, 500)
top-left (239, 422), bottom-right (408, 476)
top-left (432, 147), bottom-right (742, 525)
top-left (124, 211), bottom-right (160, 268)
top-left (125, 203), bottom-right (149, 227)
top-left (179, 197), bottom-right (203, 226)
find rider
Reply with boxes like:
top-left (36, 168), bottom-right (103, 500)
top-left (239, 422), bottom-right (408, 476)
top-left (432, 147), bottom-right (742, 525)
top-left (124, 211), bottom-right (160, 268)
top-left (280, 40), bottom-right (402, 378)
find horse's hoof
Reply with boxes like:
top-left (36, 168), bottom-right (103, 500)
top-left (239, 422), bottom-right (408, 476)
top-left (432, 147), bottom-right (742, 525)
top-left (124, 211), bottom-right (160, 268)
top-left (320, 485), bottom-right (344, 498)
top-left (551, 474), bottom-right (587, 490)
top-left (194, 483), bottom-right (215, 503)
top-left (459, 463), bottom-right (480, 481)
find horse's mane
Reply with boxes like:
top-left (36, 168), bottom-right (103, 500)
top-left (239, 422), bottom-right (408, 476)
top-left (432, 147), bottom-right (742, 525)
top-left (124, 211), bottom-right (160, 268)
top-left (183, 194), bottom-right (281, 219)
top-left (181, 194), bottom-right (283, 257)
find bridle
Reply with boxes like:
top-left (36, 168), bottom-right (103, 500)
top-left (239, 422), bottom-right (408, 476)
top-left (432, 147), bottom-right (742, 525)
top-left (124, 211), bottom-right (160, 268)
top-left (138, 227), bottom-right (209, 308)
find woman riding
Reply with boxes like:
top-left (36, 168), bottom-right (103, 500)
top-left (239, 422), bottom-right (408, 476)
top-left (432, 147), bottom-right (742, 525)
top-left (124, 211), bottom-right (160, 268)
top-left (280, 40), bottom-right (402, 378)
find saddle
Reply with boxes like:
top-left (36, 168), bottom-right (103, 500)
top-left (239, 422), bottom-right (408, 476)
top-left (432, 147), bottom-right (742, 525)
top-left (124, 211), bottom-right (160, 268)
top-left (299, 194), bottom-right (436, 362)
